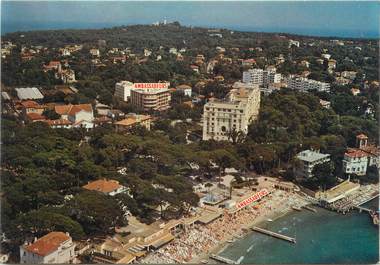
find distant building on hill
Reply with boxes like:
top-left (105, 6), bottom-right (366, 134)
top-left (287, 77), bottom-right (330, 93)
top-left (243, 68), bottom-right (281, 88)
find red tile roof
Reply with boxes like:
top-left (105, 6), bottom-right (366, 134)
top-left (26, 113), bottom-right (46, 121)
top-left (344, 148), bottom-right (368, 158)
top-left (360, 145), bottom-right (380, 157)
top-left (55, 104), bottom-right (93, 116)
top-left (83, 179), bottom-right (122, 193)
top-left (21, 100), bottom-right (43, 109)
top-left (24, 232), bottom-right (70, 257)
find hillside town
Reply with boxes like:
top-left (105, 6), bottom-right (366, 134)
top-left (1, 22), bottom-right (379, 264)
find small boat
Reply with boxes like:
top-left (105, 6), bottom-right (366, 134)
top-left (201, 260), bottom-right (208, 264)
top-left (267, 218), bottom-right (273, 222)
top-left (227, 239), bottom-right (235, 243)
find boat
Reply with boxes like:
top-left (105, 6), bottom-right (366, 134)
top-left (227, 239), bottom-right (235, 243)
top-left (201, 260), bottom-right (208, 264)
top-left (267, 218), bottom-right (273, 222)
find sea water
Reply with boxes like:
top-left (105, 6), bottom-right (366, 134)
top-left (220, 199), bottom-right (379, 264)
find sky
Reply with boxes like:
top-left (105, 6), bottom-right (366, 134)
top-left (1, 1), bottom-right (380, 38)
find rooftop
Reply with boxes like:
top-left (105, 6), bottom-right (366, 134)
top-left (15, 87), bottom-right (44, 100)
top-left (115, 115), bottom-right (151, 127)
top-left (83, 179), bottom-right (122, 193)
top-left (21, 100), bottom-right (44, 109)
top-left (297, 150), bottom-right (330, 163)
top-left (55, 104), bottom-right (93, 116)
top-left (344, 148), bottom-right (368, 158)
top-left (24, 232), bottom-right (70, 257)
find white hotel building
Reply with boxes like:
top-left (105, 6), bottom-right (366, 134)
top-left (202, 82), bottom-right (260, 141)
top-left (287, 77), bottom-right (330, 93)
top-left (114, 81), bottom-right (170, 103)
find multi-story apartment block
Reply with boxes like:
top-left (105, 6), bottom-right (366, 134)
top-left (243, 68), bottom-right (282, 88)
top-left (243, 69), bottom-right (264, 86)
top-left (114, 81), bottom-right (135, 101)
top-left (202, 82), bottom-right (260, 141)
top-left (20, 232), bottom-right (76, 264)
top-left (342, 149), bottom-right (368, 176)
top-left (130, 87), bottom-right (171, 112)
top-left (287, 77), bottom-right (330, 93)
top-left (114, 81), bottom-right (170, 103)
top-left (294, 150), bottom-right (331, 179)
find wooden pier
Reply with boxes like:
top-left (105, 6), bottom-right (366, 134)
top-left (355, 206), bottom-right (373, 213)
top-left (210, 254), bottom-right (238, 264)
top-left (251, 226), bottom-right (296, 243)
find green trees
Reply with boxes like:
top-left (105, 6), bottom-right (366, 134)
top-left (307, 161), bottom-right (337, 190)
top-left (66, 191), bottom-right (127, 235)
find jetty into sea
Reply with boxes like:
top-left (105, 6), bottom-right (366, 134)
top-left (251, 226), bottom-right (296, 243)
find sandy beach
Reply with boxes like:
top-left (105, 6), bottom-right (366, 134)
top-left (140, 190), bottom-right (308, 264)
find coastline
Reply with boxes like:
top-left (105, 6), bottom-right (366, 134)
top-left (140, 189), bottom-right (309, 264)
top-left (190, 198), bottom-right (302, 263)
top-left (214, 198), bottom-right (379, 264)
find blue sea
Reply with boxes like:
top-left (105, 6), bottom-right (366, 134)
top-left (219, 198), bottom-right (379, 264)
top-left (2, 1), bottom-right (380, 38)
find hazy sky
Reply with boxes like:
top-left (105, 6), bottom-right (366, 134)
top-left (2, 1), bottom-right (380, 38)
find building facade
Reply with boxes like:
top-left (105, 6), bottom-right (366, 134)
top-left (114, 82), bottom-right (170, 103)
top-left (115, 114), bottom-right (152, 132)
top-left (202, 82), bottom-right (260, 141)
top-left (130, 87), bottom-right (171, 112)
top-left (287, 77), bottom-right (330, 93)
top-left (295, 150), bottom-right (331, 179)
top-left (54, 104), bottom-right (94, 129)
top-left (342, 149), bottom-right (368, 176)
top-left (242, 68), bottom-right (281, 88)
top-left (20, 232), bottom-right (75, 264)
top-left (114, 81), bottom-right (135, 101)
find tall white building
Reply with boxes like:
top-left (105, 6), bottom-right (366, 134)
top-left (295, 150), bottom-right (331, 179)
top-left (287, 77), bottom-right (330, 93)
top-left (243, 69), bottom-right (264, 85)
top-left (114, 81), bottom-right (135, 101)
top-left (243, 68), bottom-right (282, 88)
top-left (202, 82), bottom-right (260, 141)
top-left (20, 232), bottom-right (76, 264)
